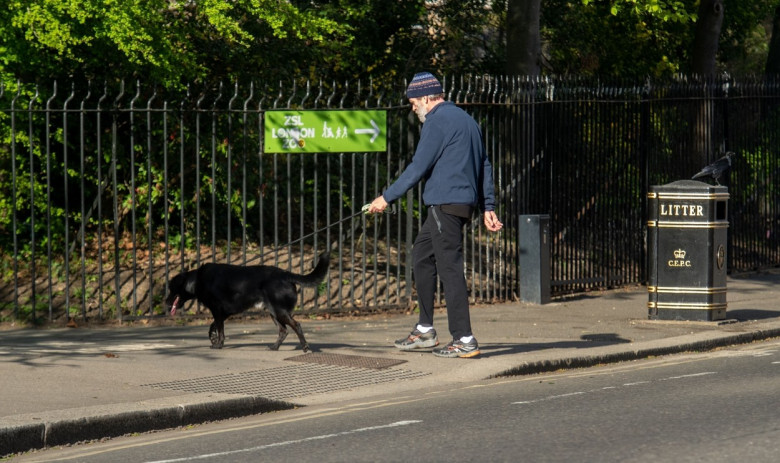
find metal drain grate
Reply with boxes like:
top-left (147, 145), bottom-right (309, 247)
top-left (285, 353), bottom-right (407, 370)
top-left (142, 363), bottom-right (429, 400)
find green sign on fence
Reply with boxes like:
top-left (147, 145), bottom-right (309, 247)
top-left (264, 110), bottom-right (387, 153)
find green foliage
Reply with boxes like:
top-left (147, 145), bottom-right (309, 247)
top-left (590, 0), bottom-right (693, 21)
top-left (0, 1), bottom-right (439, 90)
top-left (545, 0), bottom-right (778, 76)
top-left (717, 2), bottom-right (778, 74)
top-left (1, 0), bottom-right (352, 87)
top-left (545, 0), bottom-right (698, 76)
top-left (3, 1), bottom-right (778, 85)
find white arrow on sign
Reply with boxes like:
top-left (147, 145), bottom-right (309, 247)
top-left (354, 119), bottom-right (381, 143)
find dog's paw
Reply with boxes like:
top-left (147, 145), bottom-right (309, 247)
top-left (268, 344), bottom-right (280, 351)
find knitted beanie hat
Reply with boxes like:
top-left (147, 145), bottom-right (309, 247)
top-left (406, 72), bottom-right (443, 98)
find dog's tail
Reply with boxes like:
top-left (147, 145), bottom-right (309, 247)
top-left (288, 251), bottom-right (331, 286)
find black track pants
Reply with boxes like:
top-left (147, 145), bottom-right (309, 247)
top-left (412, 206), bottom-right (472, 340)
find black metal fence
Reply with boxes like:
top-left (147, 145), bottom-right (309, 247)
top-left (1, 76), bottom-right (779, 323)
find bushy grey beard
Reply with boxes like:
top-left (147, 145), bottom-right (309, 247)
top-left (415, 105), bottom-right (428, 123)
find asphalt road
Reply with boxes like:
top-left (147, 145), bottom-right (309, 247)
top-left (18, 338), bottom-right (780, 463)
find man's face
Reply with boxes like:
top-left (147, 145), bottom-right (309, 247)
top-left (409, 96), bottom-right (429, 123)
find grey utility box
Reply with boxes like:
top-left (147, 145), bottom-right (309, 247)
top-left (647, 180), bottom-right (729, 321)
top-left (519, 214), bottom-right (551, 304)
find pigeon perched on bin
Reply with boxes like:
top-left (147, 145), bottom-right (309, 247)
top-left (692, 151), bottom-right (734, 185)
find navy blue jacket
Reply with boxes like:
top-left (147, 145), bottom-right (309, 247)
top-left (382, 101), bottom-right (496, 212)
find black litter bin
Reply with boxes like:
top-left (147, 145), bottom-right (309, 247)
top-left (647, 180), bottom-right (729, 321)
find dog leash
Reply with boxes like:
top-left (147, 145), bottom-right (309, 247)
top-left (272, 202), bottom-right (397, 251)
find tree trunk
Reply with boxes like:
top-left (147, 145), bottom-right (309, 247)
top-left (690, 0), bottom-right (724, 168)
top-left (766, 6), bottom-right (780, 75)
top-left (690, 0), bottom-right (724, 75)
top-left (506, 0), bottom-right (541, 76)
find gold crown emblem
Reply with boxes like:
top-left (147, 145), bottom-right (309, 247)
top-left (673, 249), bottom-right (686, 259)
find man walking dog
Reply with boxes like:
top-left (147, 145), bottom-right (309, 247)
top-left (368, 72), bottom-right (503, 358)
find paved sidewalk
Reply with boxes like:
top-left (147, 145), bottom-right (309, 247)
top-left (2, 270), bottom-right (780, 456)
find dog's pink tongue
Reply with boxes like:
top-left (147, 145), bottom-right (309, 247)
top-left (170, 296), bottom-right (180, 316)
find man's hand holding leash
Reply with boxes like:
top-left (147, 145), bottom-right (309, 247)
top-left (366, 195), bottom-right (389, 214)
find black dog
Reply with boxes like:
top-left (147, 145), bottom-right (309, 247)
top-left (165, 252), bottom-right (330, 352)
